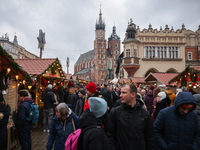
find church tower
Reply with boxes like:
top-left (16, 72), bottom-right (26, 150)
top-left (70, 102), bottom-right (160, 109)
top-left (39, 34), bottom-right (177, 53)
top-left (108, 25), bottom-right (120, 79)
top-left (93, 6), bottom-right (107, 84)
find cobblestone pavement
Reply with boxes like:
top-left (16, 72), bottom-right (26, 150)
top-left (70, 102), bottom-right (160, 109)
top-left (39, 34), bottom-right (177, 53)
top-left (11, 127), bottom-right (49, 150)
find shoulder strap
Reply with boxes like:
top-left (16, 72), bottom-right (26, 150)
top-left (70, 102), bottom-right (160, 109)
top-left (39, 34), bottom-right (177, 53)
top-left (71, 117), bottom-right (76, 131)
top-left (82, 125), bottom-right (101, 133)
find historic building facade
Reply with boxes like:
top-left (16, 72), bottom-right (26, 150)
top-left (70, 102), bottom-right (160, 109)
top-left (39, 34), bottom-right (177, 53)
top-left (74, 9), bottom-right (120, 84)
top-left (0, 34), bottom-right (38, 59)
top-left (117, 19), bottom-right (200, 79)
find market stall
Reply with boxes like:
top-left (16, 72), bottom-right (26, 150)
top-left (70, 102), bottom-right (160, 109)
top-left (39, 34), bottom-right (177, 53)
top-left (15, 58), bottom-right (66, 105)
top-left (168, 66), bottom-right (200, 93)
top-left (0, 46), bottom-right (32, 150)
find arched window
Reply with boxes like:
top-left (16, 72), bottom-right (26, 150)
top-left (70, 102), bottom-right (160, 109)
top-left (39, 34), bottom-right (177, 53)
top-left (169, 47), bottom-right (171, 58)
top-left (146, 46), bottom-right (148, 58)
top-left (157, 47), bottom-right (160, 58)
top-left (172, 47), bottom-right (175, 58)
top-left (149, 47), bottom-right (152, 58)
top-left (161, 47), bottom-right (163, 58)
top-left (152, 47), bottom-right (155, 58)
top-left (175, 47), bottom-right (178, 58)
top-left (164, 47), bottom-right (167, 58)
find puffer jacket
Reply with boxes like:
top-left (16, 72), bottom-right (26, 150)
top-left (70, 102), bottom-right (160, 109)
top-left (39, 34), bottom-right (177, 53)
top-left (109, 99), bottom-right (156, 150)
top-left (77, 109), bottom-right (107, 150)
top-left (47, 112), bottom-right (79, 150)
top-left (154, 91), bottom-right (200, 150)
top-left (167, 90), bottom-right (176, 106)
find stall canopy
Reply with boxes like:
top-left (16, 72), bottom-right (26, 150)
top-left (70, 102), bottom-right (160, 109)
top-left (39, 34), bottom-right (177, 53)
top-left (111, 78), bottom-right (119, 84)
top-left (145, 72), bottom-right (178, 86)
top-left (119, 77), bottom-right (145, 84)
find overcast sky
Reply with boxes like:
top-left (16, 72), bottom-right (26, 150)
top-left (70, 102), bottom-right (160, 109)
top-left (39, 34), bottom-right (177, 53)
top-left (0, 0), bottom-right (200, 74)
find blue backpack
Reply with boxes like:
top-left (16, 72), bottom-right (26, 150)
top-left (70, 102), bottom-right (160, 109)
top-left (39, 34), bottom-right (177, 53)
top-left (25, 102), bottom-right (39, 124)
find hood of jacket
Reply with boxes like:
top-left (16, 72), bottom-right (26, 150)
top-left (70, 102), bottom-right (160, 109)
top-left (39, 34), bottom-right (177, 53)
top-left (79, 109), bottom-right (102, 129)
top-left (174, 91), bottom-right (196, 111)
top-left (44, 88), bottom-right (51, 93)
top-left (167, 90), bottom-right (174, 95)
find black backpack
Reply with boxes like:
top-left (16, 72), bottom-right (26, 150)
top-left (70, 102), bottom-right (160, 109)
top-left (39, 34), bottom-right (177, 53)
top-left (77, 125), bottom-right (116, 150)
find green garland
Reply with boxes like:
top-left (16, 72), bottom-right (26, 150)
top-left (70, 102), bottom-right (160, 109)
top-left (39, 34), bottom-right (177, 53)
top-left (41, 58), bottom-right (66, 78)
top-left (169, 66), bottom-right (200, 84)
top-left (190, 72), bottom-right (197, 82)
top-left (0, 45), bottom-right (32, 84)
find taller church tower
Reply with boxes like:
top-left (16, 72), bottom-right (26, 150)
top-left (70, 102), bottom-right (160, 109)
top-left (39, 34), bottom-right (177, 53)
top-left (92, 6), bottom-right (107, 84)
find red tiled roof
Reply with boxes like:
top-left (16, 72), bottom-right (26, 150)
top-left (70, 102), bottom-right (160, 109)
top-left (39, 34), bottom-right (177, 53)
top-left (149, 73), bottom-right (178, 85)
top-left (191, 66), bottom-right (200, 71)
top-left (119, 77), bottom-right (145, 83)
top-left (132, 77), bottom-right (146, 83)
top-left (15, 58), bottom-right (56, 76)
top-left (65, 74), bottom-right (72, 79)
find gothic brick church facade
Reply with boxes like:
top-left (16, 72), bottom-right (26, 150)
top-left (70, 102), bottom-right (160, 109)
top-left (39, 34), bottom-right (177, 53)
top-left (74, 9), bottom-right (120, 84)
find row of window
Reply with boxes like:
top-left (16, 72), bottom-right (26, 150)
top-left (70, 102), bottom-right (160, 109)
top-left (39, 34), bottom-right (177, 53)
top-left (145, 46), bottom-right (178, 59)
top-left (125, 49), bottom-right (137, 57)
top-left (109, 43), bottom-right (119, 48)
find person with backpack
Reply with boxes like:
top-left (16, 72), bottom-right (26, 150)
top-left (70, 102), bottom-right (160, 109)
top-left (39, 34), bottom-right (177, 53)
top-left (42, 84), bottom-right (56, 133)
top-left (109, 84), bottom-right (156, 150)
top-left (16, 90), bottom-right (34, 150)
top-left (47, 103), bottom-right (79, 150)
top-left (76, 97), bottom-right (115, 150)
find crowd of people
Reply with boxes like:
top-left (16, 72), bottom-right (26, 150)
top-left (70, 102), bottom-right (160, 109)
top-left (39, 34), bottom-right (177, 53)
top-left (0, 81), bottom-right (200, 150)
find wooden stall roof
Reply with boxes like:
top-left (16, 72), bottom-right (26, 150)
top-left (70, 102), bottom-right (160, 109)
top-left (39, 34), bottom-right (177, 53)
top-left (145, 72), bottom-right (178, 85)
top-left (15, 58), bottom-right (57, 76)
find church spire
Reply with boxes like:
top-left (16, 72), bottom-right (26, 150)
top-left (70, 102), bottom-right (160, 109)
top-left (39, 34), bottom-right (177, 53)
top-left (96, 4), bottom-right (105, 30)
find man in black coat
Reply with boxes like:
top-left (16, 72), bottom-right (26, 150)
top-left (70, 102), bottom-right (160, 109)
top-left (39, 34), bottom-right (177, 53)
top-left (77, 97), bottom-right (113, 150)
top-left (102, 85), bottom-right (115, 110)
top-left (42, 84), bottom-right (56, 132)
top-left (109, 84), bottom-right (156, 150)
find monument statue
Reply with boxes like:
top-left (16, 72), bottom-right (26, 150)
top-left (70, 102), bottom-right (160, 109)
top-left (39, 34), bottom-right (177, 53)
top-left (37, 29), bottom-right (46, 58)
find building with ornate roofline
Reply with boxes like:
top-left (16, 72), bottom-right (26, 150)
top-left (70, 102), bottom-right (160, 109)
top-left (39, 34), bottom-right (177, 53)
top-left (116, 19), bottom-right (200, 79)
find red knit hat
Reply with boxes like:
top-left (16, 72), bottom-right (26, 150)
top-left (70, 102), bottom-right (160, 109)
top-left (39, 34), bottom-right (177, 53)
top-left (86, 82), bottom-right (97, 93)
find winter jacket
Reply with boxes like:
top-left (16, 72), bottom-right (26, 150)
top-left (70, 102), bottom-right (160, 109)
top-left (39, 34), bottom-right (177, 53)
top-left (42, 88), bottom-right (56, 109)
top-left (167, 90), bottom-right (176, 106)
top-left (0, 104), bottom-right (10, 150)
top-left (154, 94), bottom-right (171, 118)
top-left (154, 92), bottom-right (200, 150)
top-left (145, 91), bottom-right (154, 115)
top-left (16, 99), bottom-right (33, 130)
top-left (47, 112), bottom-right (79, 150)
top-left (102, 90), bottom-right (114, 109)
top-left (194, 94), bottom-right (200, 126)
top-left (109, 99), bottom-right (156, 150)
top-left (66, 94), bottom-right (77, 112)
top-left (75, 97), bottom-right (85, 117)
top-left (77, 109), bottom-right (108, 150)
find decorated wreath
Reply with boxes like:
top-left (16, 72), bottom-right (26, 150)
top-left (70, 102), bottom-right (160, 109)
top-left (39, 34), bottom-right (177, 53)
top-left (181, 77), bottom-right (187, 86)
top-left (190, 72), bottom-right (197, 82)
